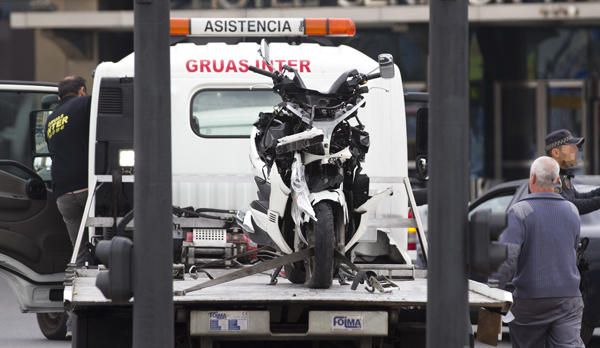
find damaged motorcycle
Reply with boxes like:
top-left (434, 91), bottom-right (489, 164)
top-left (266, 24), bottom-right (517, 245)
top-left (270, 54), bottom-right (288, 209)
top-left (239, 44), bottom-right (396, 288)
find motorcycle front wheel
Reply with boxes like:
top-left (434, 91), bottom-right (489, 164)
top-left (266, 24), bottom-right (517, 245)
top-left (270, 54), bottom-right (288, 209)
top-left (306, 201), bottom-right (335, 289)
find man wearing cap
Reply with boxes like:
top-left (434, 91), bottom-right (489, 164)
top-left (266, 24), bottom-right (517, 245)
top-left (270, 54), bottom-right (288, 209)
top-left (546, 129), bottom-right (600, 215)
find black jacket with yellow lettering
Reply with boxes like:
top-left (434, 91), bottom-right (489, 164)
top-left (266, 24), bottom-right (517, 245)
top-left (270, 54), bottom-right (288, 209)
top-left (45, 95), bottom-right (91, 197)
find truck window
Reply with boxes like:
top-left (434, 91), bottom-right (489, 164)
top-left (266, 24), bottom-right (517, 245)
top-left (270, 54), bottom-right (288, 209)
top-left (0, 91), bottom-right (53, 173)
top-left (191, 89), bottom-right (281, 138)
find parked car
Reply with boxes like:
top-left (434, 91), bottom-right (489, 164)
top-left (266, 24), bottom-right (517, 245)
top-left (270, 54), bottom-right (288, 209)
top-left (466, 176), bottom-right (600, 344)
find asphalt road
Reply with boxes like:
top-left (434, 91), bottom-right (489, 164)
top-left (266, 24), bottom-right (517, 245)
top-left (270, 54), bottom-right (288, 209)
top-left (0, 277), bottom-right (69, 348)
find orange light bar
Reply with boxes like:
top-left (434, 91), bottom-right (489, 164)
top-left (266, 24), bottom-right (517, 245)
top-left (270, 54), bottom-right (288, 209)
top-left (328, 18), bottom-right (356, 37)
top-left (170, 18), bottom-right (190, 36)
top-left (169, 18), bottom-right (355, 37)
top-left (305, 18), bottom-right (327, 36)
top-left (305, 18), bottom-right (355, 37)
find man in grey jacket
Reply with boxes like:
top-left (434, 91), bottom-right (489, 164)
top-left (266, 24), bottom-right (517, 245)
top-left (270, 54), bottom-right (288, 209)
top-left (495, 156), bottom-right (584, 348)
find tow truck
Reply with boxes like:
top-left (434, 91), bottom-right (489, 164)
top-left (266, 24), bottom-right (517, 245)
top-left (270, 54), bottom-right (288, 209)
top-left (0, 18), bottom-right (511, 347)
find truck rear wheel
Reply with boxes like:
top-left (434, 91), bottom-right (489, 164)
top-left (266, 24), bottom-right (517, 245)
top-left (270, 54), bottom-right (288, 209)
top-left (306, 201), bottom-right (335, 289)
top-left (36, 312), bottom-right (68, 340)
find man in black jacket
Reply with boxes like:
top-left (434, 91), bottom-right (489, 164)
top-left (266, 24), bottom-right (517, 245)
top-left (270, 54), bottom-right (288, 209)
top-left (546, 129), bottom-right (600, 215)
top-left (45, 76), bottom-right (91, 265)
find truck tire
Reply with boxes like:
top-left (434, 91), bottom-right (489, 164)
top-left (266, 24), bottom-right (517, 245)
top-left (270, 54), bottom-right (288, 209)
top-left (36, 312), bottom-right (68, 340)
top-left (306, 201), bottom-right (335, 289)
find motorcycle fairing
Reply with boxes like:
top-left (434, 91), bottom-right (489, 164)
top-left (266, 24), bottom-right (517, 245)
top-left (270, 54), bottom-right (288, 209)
top-left (310, 187), bottom-right (348, 225)
top-left (249, 163), bottom-right (294, 254)
top-left (344, 187), bottom-right (394, 253)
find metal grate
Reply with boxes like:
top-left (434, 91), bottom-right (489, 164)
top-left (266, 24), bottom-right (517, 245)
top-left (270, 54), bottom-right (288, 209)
top-left (268, 211), bottom-right (277, 223)
top-left (193, 228), bottom-right (226, 247)
top-left (98, 87), bottom-right (122, 114)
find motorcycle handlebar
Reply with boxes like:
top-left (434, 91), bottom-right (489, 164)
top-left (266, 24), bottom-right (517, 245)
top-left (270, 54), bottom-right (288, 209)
top-left (248, 65), bottom-right (279, 80)
top-left (365, 72), bottom-right (381, 81)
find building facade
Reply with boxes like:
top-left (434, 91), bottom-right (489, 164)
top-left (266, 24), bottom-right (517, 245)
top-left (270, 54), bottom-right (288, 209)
top-left (4, 0), bottom-right (600, 188)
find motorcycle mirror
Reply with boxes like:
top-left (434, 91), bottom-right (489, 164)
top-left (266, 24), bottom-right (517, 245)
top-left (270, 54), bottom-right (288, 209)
top-left (259, 39), bottom-right (271, 66)
top-left (378, 53), bottom-right (395, 79)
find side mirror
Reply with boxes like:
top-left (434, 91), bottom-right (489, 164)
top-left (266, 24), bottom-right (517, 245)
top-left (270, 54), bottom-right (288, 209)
top-left (378, 53), bottom-right (395, 79)
top-left (259, 39), bottom-right (271, 66)
top-left (415, 107), bottom-right (428, 180)
top-left (468, 210), bottom-right (508, 279)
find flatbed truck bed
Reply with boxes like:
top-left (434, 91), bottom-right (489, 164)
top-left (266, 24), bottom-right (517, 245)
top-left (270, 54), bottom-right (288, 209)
top-left (68, 268), bottom-right (510, 309)
top-left (67, 267), bottom-right (511, 348)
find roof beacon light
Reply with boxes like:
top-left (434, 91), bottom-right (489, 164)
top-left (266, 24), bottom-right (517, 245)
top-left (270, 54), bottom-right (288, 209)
top-left (169, 18), bottom-right (356, 37)
top-left (170, 18), bottom-right (190, 36)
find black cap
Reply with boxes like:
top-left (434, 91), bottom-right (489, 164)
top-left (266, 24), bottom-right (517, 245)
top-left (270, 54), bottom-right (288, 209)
top-left (544, 129), bottom-right (584, 152)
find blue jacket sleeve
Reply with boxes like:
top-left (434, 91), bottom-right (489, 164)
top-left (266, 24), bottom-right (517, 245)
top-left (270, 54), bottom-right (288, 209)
top-left (491, 209), bottom-right (524, 288)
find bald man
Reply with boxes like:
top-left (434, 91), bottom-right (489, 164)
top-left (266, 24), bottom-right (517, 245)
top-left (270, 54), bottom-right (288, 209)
top-left (495, 156), bottom-right (583, 348)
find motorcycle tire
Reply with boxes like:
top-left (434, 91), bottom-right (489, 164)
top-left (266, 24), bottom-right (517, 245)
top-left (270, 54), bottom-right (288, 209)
top-left (36, 312), bottom-right (69, 340)
top-left (306, 201), bottom-right (335, 289)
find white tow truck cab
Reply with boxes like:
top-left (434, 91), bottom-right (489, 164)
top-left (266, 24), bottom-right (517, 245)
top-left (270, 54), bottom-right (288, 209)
top-left (84, 17), bottom-right (412, 265)
top-left (0, 18), bottom-right (511, 347)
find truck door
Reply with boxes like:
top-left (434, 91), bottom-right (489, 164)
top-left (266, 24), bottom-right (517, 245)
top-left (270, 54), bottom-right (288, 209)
top-left (0, 83), bottom-right (71, 313)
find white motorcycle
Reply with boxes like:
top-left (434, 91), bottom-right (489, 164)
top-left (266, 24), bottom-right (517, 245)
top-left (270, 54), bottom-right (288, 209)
top-left (241, 47), bottom-right (395, 288)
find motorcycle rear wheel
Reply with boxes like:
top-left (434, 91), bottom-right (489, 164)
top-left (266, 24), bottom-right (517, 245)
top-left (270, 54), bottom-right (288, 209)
top-left (306, 201), bottom-right (335, 289)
